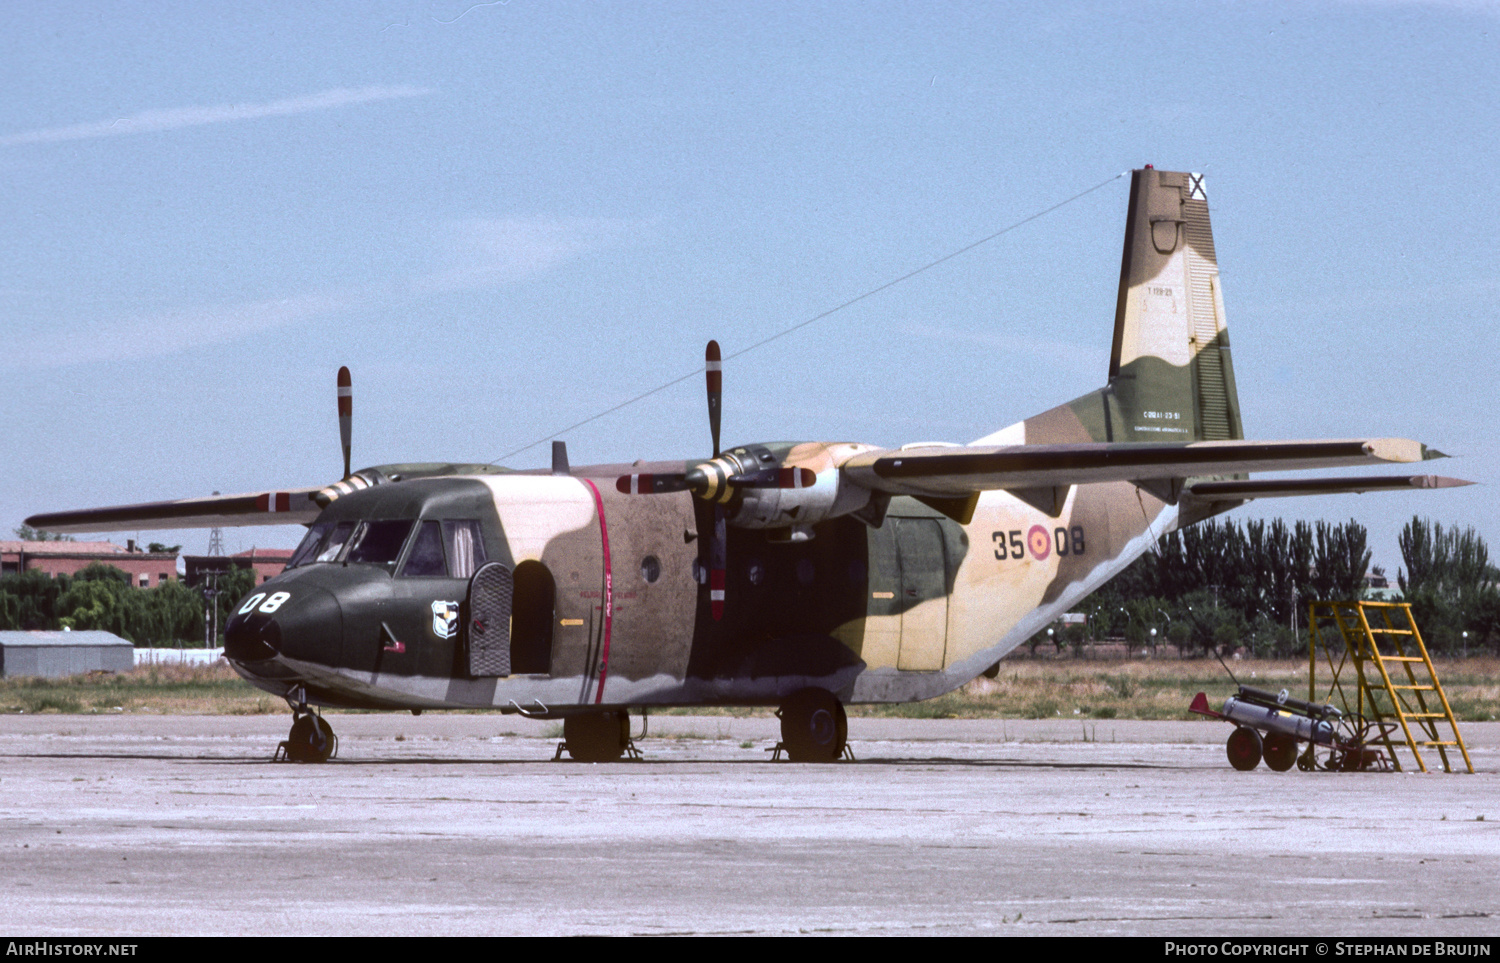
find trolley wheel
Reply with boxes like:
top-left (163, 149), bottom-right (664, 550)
top-left (1226, 726), bottom-right (1263, 771)
top-left (1262, 732), bottom-right (1298, 772)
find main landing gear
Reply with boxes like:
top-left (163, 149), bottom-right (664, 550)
top-left (775, 687), bottom-right (849, 762)
top-left (274, 689), bottom-right (338, 763)
top-left (555, 710), bottom-right (642, 762)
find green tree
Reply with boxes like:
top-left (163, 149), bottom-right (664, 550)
top-left (11, 525), bottom-right (75, 542)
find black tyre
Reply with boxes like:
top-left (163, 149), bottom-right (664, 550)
top-left (778, 688), bottom-right (847, 762)
top-left (564, 711), bottom-right (629, 762)
top-left (285, 713), bottom-right (335, 763)
top-left (1226, 726), bottom-right (1262, 771)
top-left (1263, 732), bottom-right (1298, 772)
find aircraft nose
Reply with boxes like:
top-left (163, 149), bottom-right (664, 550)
top-left (224, 585), bottom-right (342, 662)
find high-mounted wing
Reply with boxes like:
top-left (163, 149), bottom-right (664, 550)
top-left (25, 488), bottom-right (325, 534)
top-left (1183, 474), bottom-right (1473, 502)
top-left (840, 438), bottom-right (1443, 498)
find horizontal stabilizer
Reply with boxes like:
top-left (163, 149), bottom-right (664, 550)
top-left (841, 438), bottom-right (1439, 499)
top-left (25, 488), bottom-right (324, 534)
top-left (1184, 474), bottom-right (1473, 502)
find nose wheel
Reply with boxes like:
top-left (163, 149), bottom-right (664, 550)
top-left (275, 689), bottom-right (338, 763)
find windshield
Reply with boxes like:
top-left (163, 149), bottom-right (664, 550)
top-left (345, 520), bottom-right (414, 565)
top-left (287, 523), bottom-right (332, 569)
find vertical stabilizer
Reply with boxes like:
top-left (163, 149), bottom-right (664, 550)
top-left (977, 167), bottom-right (1244, 450)
top-left (1107, 168), bottom-right (1242, 442)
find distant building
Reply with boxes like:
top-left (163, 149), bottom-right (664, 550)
top-left (0, 630), bottom-right (135, 677)
top-left (182, 548), bottom-right (292, 588)
top-left (0, 540), bottom-right (178, 588)
top-left (1364, 570), bottom-right (1403, 602)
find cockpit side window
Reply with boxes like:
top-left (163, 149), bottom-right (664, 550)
top-left (314, 522), bottom-right (358, 563)
top-left (346, 520), bottom-right (414, 565)
top-left (442, 520), bottom-right (487, 580)
top-left (288, 523), bottom-right (332, 569)
top-left (399, 521), bottom-right (448, 577)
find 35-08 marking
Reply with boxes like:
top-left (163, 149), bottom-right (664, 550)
top-left (992, 526), bottom-right (1085, 561)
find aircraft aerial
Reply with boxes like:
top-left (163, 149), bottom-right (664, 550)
top-left (27, 167), bottom-right (1471, 764)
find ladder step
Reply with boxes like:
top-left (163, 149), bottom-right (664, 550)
top-left (1377, 656), bottom-right (1425, 663)
top-left (1391, 685), bottom-right (1435, 691)
top-left (1401, 713), bottom-right (1449, 719)
top-left (1417, 741), bottom-right (1459, 747)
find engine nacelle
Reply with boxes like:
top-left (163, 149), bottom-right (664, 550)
top-left (723, 441), bottom-right (883, 538)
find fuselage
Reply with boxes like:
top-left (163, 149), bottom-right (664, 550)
top-left (223, 441), bottom-right (1193, 715)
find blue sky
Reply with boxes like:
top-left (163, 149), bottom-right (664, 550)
top-left (3, 1), bottom-right (1496, 573)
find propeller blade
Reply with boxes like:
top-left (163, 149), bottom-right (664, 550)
top-left (615, 473), bottom-right (693, 495)
top-left (338, 366), bottom-right (353, 479)
top-left (706, 340), bottom-right (722, 458)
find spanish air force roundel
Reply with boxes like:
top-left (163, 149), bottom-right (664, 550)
top-left (1027, 525), bottom-right (1051, 560)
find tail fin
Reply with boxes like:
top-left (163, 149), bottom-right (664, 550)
top-left (1107, 167), bottom-right (1242, 443)
top-left (994, 167), bottom-right (1243, 448)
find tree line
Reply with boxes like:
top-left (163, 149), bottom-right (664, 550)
top-left (0, 564), bottom-right (258, 647)
top-left (1040, 516), bottom-right (1500, 658)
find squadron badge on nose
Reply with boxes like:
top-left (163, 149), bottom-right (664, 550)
top-left (431, 600), bottom-right (460, 639)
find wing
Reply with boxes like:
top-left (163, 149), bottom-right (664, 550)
top-left (1183, 474), bottom-right (1473, 502)
top-left (841, 438), bottom-right (1444, 497)
top-left (25, 488), bottom-right (325, 534)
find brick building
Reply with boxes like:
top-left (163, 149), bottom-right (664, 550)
top-left (182, 548), bottom-right (292, 588)
top-left (0, 540), bottom-right (179, 588)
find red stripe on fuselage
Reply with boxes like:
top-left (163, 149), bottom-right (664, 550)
top-left (581, 478), bottom-right (614, 704)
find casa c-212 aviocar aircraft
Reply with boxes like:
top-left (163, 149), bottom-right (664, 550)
top-left (29, 167), bottom-right (1471, 764)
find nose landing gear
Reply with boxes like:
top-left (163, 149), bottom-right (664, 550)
top-left (274, 688), bottom-right (338, 763)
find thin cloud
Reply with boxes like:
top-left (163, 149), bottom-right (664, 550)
top-left (5, 290), bottom-right (365, 370)
top-left (0, 86), bottom-right (433, 146)
top-left (414, 217), bottom-right (644, 293)
top-left (7, 216), bottom-right (646, 368)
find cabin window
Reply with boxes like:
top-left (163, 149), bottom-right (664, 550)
top-left (400, 521), bottom-right (448, 577)
top-left (442, 520), bottom-right (487, 579)
top-left (346, 520), bottom-right (414, 566)
top-left (640, 555), bottom-right (660, 583)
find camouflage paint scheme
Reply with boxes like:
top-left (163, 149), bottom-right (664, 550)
top-left (30, 169), bottom-right (1457, 720)
top-left (217, 169), bottom-right (1245, 713)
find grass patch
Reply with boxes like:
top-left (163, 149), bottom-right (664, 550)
top-left (848, 657), bottom-right (1500, 721)
top-left (0, 662), bottom-right (283, 715)
top-left (2, 656), bottom-right (1496, 720)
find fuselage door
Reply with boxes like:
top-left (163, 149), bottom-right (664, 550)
top-left (895, 517), bottom-right (949, 671)
top-left (467, 561), bottom-right (514, 676)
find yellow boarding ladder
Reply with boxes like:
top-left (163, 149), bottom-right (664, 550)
top-left (1307, 601), bottom-right (1472, 774)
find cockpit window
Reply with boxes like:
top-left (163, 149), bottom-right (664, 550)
top-left (443, 520), bottom-right (487, 579)
top-left (287, 523), bottom-right (332, 569)
top-left (345, 520), bottom-right (414, 565)
top-left (314, 522), bottom-right (357, 563)
top-left (399, 521), bottom-right (448, 577)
